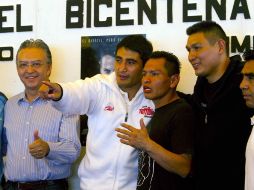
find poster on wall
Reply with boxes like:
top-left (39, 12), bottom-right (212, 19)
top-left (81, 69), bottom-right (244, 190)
top-left (81, 34), bottom-right (131, 78)
top-left (80, 34), bottom-right (146, 145)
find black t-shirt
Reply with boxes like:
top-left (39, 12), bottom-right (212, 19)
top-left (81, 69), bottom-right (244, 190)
top-left (137, 99), bottom-right (195, 190)
top-left (203, 74), bottom-right (224, 104)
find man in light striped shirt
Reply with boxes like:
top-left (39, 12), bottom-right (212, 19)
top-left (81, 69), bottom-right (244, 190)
top-left (3, 39), bottom-right (81, 190)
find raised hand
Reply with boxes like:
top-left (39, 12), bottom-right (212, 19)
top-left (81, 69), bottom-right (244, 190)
top-left (38, 81), bottom-right (62, 100)
top-left (115, 118), bottom-right (151, 151)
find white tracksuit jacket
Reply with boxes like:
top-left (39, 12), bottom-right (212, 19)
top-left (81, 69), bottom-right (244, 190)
top-left (52, 73), bottom-right (155, 190)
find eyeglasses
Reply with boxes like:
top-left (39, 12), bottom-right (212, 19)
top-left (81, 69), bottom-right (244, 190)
top-left (17, 62), bottom-right (45, 70)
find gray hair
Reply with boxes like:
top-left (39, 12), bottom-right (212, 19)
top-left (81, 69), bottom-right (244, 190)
top-left (16, 39), bottom-right (52, 65)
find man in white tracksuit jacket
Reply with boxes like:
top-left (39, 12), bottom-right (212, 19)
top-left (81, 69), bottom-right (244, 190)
top-left (39, 35), bottom-right (155, 190)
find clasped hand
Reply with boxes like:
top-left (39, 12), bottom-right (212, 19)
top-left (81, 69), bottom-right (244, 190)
top-left (29, 130), bottom-right (50, 159)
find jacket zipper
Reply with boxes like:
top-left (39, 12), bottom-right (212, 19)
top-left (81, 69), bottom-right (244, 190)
top-left (201, 102), bottom-right (208, 124)
top-left (124, 112), bottom-right (128, 122)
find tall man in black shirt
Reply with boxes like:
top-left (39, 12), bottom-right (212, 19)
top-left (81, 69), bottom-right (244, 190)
top-left (184, 20), bottom-right (251, 190)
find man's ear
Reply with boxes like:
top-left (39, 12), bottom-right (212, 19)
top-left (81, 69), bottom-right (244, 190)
top-left (217, 39), bottom-right (226, 54)
top-left (47, 64), bottom-right (52, 77)
top-left (169, 74), bottom-right (180, 88)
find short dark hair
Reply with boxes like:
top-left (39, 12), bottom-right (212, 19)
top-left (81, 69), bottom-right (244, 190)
top-left (116, 35), bottom-right (153, 66)
top-left (149, 51), bottom-right (181, 76)
top-left (243, 49), bottom-right (254, 62)
top-left (16, 39), bottom-right (52, 65)
top-left (186, 20), bottom-right (228, 54)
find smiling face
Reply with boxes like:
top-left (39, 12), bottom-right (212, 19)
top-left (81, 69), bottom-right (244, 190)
top-left (142, 58), bottom-right (179, 108)
top-left (115, 47), bottom-right (144, 94)
top-left (17, 47), bottom-right (52, 92)
top-left (186, 32), bottom-right (223, 82)
top-left (240, 60), bottom-right (254, 108)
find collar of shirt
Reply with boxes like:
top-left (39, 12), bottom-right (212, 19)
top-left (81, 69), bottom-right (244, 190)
top-left (251, 116), bottom-right (254, 126)
top-left (17, 92), bottom-right (47, 106)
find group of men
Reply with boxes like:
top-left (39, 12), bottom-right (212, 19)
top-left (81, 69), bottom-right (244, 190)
top-left (0, 20), bottom-right (253, 190)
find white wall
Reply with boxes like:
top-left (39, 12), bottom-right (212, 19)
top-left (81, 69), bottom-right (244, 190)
top-left (1, 0), bottom-right (254, 97)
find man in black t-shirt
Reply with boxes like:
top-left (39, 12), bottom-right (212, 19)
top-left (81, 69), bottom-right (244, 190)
top-left (115, 51), bottom-right (195, 190)
top-left (184, 21), bottom-right (251, 190)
